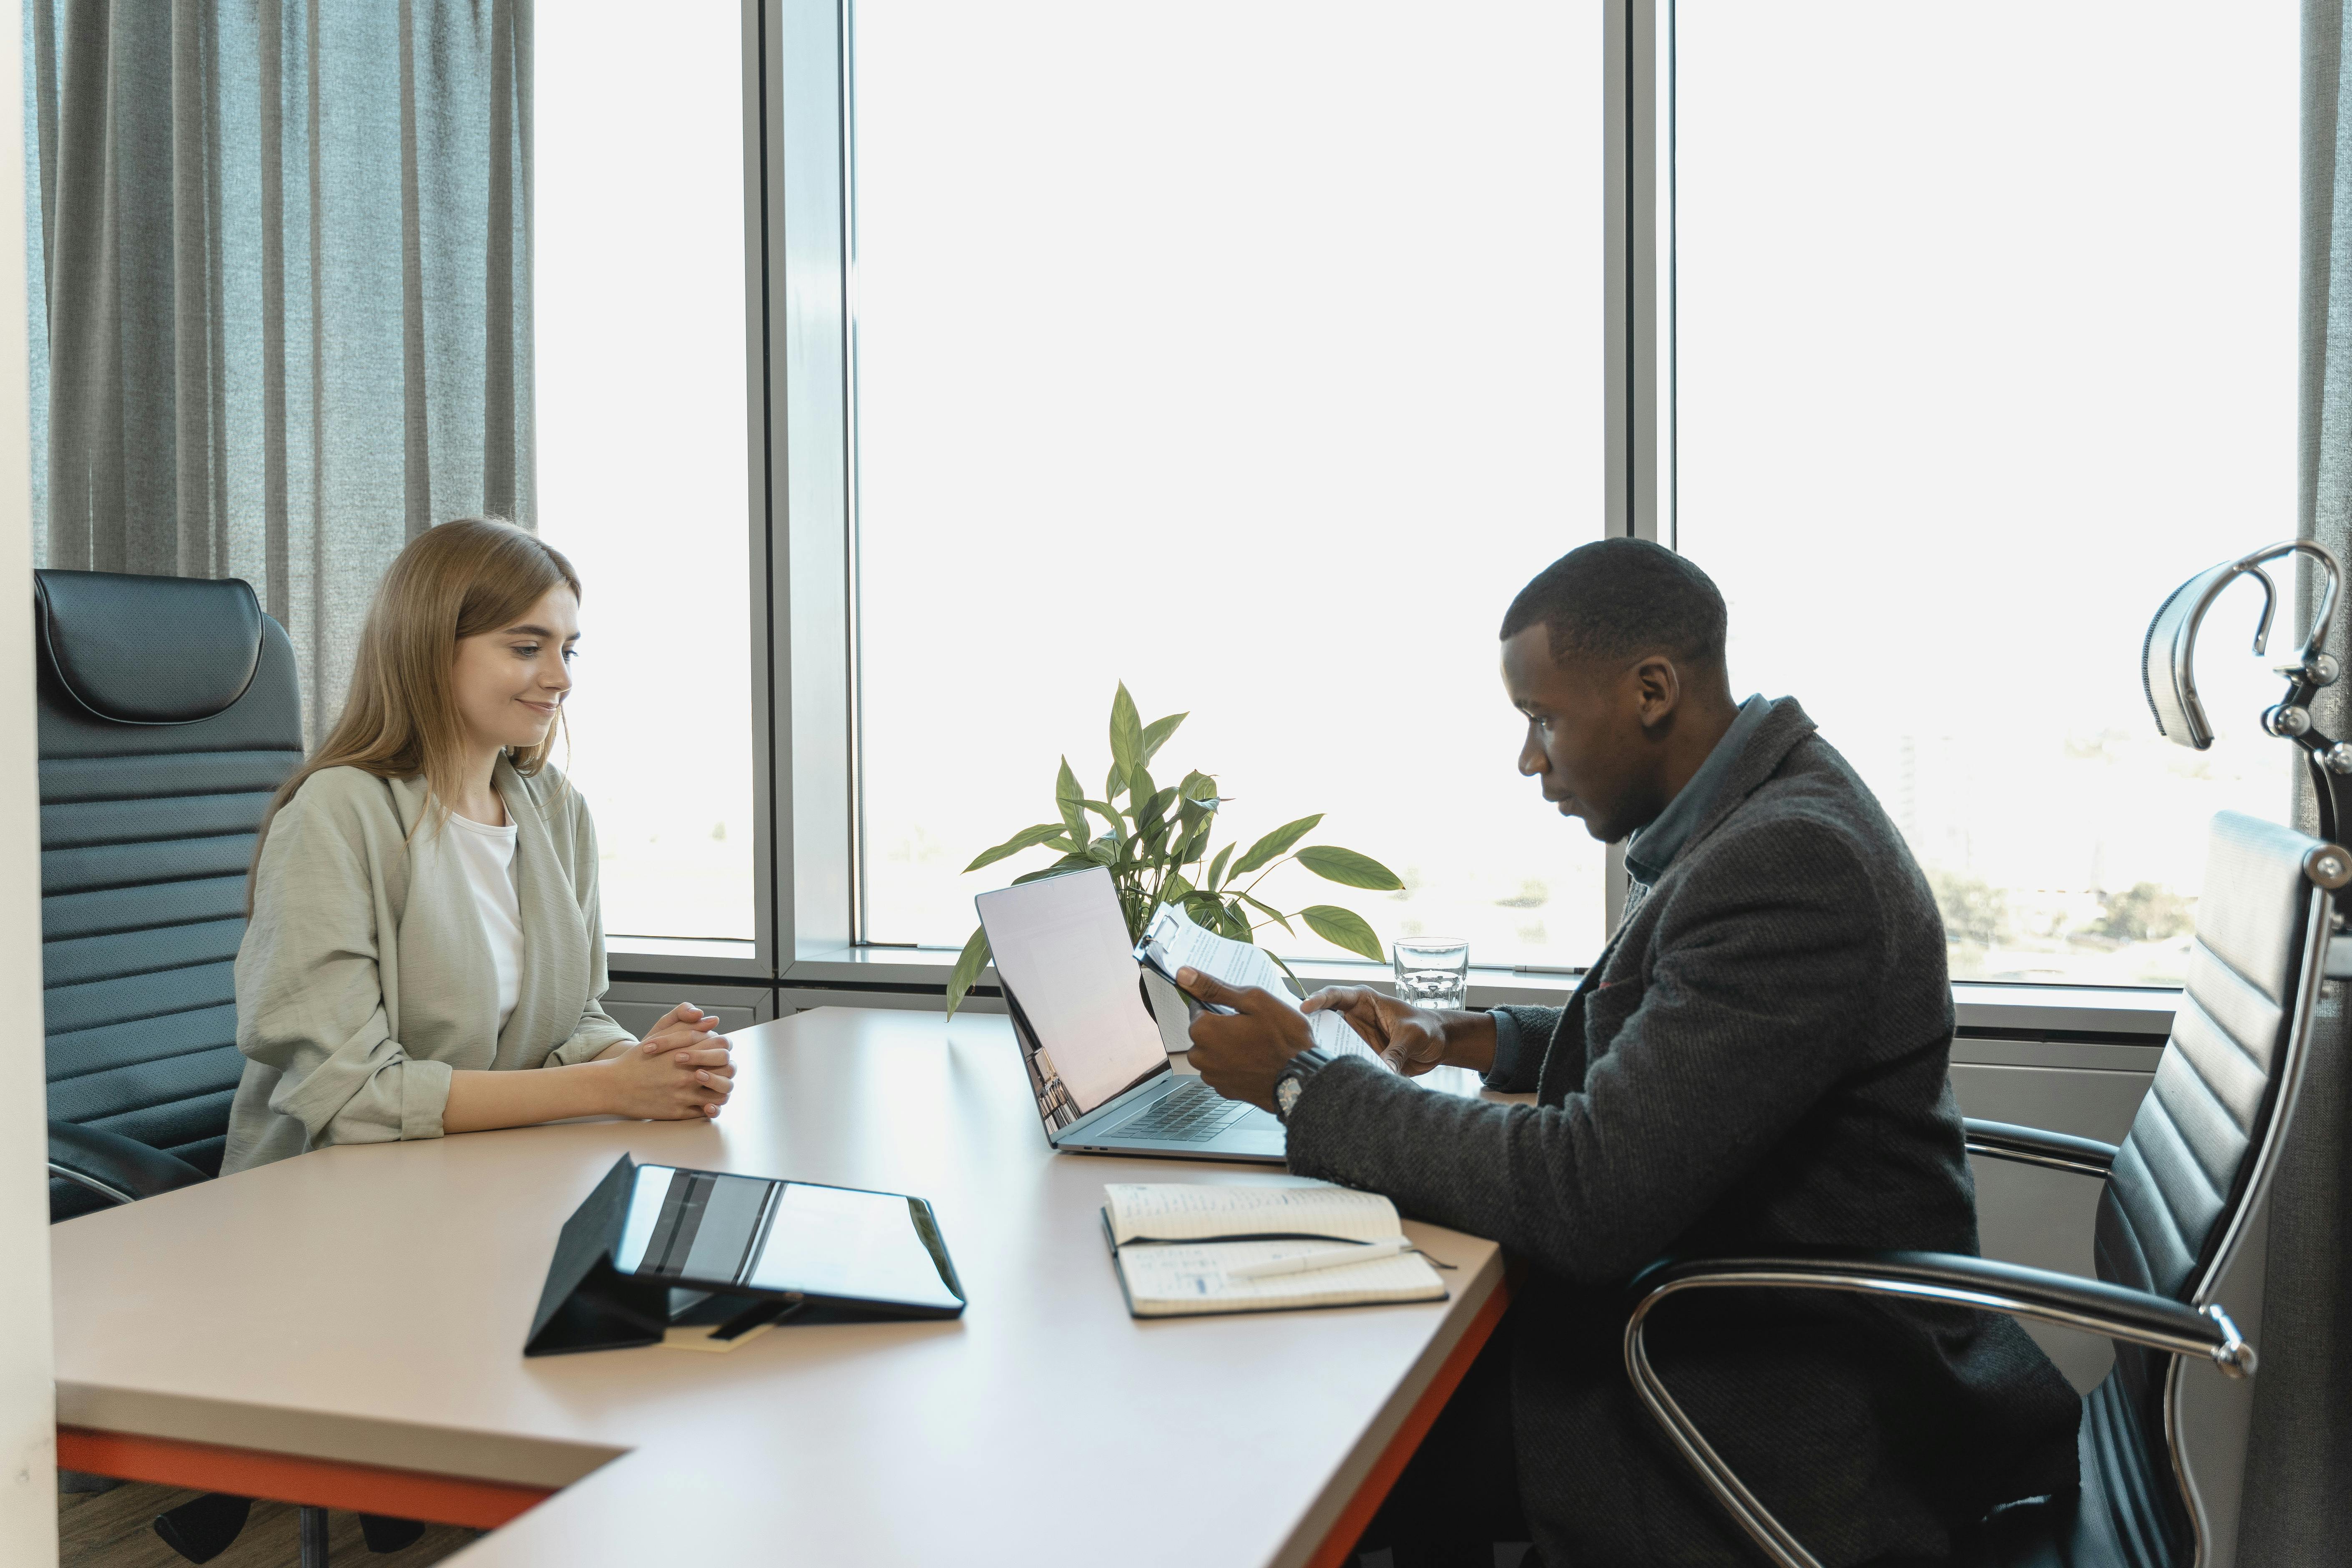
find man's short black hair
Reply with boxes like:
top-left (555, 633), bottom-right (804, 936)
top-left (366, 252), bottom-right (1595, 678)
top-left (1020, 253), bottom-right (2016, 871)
top-left (1499, 538), bottom-right (1728, 668)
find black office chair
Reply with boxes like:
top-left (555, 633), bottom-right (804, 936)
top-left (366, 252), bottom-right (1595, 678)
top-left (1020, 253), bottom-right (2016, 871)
top-left (39, 568), bottom-right (304, 1218)
top-left (33, 570), bottom-right (410, 1565)
top-left (1623, 542), bottom-right (2352, 1568)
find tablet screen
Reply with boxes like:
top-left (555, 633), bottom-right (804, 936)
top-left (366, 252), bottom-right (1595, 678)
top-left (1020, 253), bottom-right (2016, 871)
top-left (611, 1164), bottom-right (964, 1312)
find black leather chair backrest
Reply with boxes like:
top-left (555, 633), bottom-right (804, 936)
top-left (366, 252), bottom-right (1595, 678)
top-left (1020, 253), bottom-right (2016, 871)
top-left (38, 569), bottom-right (304, 1219)
top-left (2090, 809), bottom-right (2324, 1564)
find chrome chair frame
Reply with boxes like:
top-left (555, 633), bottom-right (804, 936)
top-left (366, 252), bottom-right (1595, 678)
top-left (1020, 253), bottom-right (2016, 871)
top-left (1623, 871), bottom-right (2328, 1568)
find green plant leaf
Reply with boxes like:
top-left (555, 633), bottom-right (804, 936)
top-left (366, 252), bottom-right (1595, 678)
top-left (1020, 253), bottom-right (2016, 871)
top-left (1140, 711), bottom-right (1186, 765)
top-left (1055, 756), bottom-right (1088, 844)
top-left (1295, 845), bottom-right (1406, 891)
top-left (1086, 838), bottom-right (1119, 867)
top-left (1105, 761), bottom-right (1127, 804)
top-left (1206, 843), bottom-right (1235, 888)
top-left (944, 925), bottom-right (990, 1019)
top-left (1214, 899), bottom-right (1254, 941)
top-left (1175, 771), bottom-right (1213, 831)
top-left (1299, 904), bottom-right (1385, 962)
top-left (1134, 785), bottom-right (1177, 840)
top-left (1012, 857), bottom-right (1091, 884)
top-left (1161, 872), bottom-right (1194, 902)
top-left (1109, 684), bottom-right (1144, 776)
top-left (1081, 799), bottom-right (1127, 840)
top-left (1266, 950), bottom-right (1307, 1000)
top-left (1230, 814), bottom-right (1323, 877)
top-left (963, 822), bottom-right (1065, 874)
top-left (1236, 891), bottom-right (1295, 935)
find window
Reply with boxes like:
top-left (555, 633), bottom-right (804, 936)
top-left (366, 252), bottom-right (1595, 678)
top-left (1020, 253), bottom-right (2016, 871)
top-left (1674, 1), bottom-right (2298, 985)
top-left (536, 2), bottom-right (759, 945)
top-left (849, 1), bottom-right (1608, 970)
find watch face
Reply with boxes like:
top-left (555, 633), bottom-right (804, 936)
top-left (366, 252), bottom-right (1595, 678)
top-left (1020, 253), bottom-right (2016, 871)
top-left (1277, 1075), bottom-right (1304, 1118)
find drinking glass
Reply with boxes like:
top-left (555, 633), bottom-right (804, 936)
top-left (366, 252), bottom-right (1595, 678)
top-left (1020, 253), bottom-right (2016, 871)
top-left (1392, 938), bottom-right (1471, 1013)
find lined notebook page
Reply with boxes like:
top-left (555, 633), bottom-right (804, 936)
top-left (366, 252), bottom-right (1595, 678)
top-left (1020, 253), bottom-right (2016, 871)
top-left (1116, 1240), bottom-right (1446, 1317)
top-left (1104, 1183), bottom-right (1402, 1245)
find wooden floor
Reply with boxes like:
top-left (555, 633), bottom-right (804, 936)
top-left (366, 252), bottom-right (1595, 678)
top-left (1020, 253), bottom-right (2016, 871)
top-left (60, 1481), bottom-right (479, 1568)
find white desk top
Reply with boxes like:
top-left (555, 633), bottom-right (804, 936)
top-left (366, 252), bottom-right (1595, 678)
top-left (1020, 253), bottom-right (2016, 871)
top-left (50, 1007), bottom-right (1507, 1566)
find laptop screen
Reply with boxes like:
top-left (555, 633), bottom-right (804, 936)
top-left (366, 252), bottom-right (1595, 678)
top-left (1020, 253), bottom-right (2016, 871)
top-left (975, 867), bottom-right (1168, 1126)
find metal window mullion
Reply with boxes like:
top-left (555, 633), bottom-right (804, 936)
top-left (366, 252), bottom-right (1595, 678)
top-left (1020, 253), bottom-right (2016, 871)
top-left (1602, 1), bottom-right (1672, 943)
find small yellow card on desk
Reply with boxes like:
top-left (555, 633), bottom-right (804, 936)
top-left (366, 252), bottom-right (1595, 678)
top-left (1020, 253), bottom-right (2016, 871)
top-left (658, 1293), bottom-right (799, 1352)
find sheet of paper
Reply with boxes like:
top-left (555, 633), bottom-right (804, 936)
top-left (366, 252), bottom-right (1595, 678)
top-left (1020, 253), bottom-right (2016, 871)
top-left (1116, 1239), bottom-right (1445, 1316)
top-left (1140, 903), bottom-right (1384, 1065)
top-left (1103, 1182), bottom-right (1401, 1245)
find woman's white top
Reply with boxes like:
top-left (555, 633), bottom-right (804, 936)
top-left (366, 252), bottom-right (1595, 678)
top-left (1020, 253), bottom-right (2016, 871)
top-left (225, 759), bottom-right (631, 1175)
top-left (436, 811), bottom-right (525, 1030)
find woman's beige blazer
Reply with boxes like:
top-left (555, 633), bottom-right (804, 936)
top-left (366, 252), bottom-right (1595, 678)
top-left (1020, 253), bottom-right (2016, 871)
top-left (223, 757), bottom-right (631, 1173)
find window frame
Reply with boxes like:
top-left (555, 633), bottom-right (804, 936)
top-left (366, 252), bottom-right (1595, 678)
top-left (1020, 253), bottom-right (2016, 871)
top-left (600, 0), bottom-right (2187, 1042)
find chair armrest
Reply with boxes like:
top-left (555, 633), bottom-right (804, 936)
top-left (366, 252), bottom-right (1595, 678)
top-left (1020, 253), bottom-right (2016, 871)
top-left (1620, 1247), bottom-right (2253, 1568)
top-left (49, 1121), bottom-right (209, 1208)
top-left (1962, 1117), bottom-right (2119, 1177)
top-left (1629, 1247), bottom-right (2246, 1372)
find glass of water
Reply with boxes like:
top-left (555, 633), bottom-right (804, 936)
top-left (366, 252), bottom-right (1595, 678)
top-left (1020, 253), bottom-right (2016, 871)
top-left (1392, 938), bottom-right (1471, 1013)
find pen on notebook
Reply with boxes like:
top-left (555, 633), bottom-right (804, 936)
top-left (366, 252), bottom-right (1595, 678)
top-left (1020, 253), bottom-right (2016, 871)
top-left (1225, 1238), bottom-right (1410, 1279)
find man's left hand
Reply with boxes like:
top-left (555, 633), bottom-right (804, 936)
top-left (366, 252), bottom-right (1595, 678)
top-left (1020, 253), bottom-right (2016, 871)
top-left (1179, 967), bottom-right (1313, 1111)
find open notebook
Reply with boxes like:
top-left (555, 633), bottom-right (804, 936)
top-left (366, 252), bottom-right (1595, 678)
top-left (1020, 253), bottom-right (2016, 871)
top-left (1102, 1183), bottom-right (1448, 1318)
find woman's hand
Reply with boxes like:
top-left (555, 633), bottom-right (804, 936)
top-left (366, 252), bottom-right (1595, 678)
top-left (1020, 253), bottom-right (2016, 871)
top-left (601, 1037), bottom-right (735, 1121)
top-left (635, 1003), bottom-right (722, 1058)
top-left (1303, 987), bottom-right (1489, 1077)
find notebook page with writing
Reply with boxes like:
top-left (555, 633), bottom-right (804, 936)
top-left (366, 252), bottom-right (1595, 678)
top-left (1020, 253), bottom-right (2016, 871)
top-left (1140, 904), bottom-right (1379, 1063)
top-left (1113, 1239), bottom-right (1446, 1317)
top-left (1104, 1182), bottom-right (1401, 1245)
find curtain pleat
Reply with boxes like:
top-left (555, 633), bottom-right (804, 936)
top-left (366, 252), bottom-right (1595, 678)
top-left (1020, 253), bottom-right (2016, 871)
top-left (21, 0), bottom-right (534, 739)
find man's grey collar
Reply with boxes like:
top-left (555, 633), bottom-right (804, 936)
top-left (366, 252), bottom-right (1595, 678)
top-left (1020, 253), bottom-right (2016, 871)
top-left (1623, 694), bottom-right (1772, 888)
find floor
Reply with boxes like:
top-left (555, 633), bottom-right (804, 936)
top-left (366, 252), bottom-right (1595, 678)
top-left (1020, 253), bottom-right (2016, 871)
top-left (60, 1481), bottom-right (478, 1568)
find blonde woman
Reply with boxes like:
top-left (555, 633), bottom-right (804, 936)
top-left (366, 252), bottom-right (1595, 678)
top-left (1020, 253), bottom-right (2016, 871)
top-left (222, 519), bottom-right (732, 1173)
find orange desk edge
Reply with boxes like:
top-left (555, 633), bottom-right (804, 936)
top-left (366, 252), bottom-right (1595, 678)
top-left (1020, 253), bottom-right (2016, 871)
top-left (60, 1273), bottom-right (1510, 1556)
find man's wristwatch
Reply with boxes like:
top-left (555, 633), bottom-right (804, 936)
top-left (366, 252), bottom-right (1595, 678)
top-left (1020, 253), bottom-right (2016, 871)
top-left (1272, 1049), bottom-right (1333, 1125)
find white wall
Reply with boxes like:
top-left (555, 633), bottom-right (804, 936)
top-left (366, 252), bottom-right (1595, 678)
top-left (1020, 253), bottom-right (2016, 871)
top-left (0, 0), bottom-right (57, 1561)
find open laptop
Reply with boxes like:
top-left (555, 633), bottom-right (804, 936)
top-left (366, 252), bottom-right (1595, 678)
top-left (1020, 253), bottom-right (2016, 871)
top-left (975, 867), bottom-right (1286, 1163)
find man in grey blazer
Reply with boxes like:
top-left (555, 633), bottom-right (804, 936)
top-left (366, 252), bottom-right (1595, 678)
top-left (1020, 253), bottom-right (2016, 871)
top-left (1184, 540), bottom-right (2081, 1567)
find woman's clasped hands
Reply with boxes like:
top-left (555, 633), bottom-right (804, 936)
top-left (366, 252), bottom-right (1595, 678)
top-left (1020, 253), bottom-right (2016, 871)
top-left (603, 1003), bottom-right (736, 1121)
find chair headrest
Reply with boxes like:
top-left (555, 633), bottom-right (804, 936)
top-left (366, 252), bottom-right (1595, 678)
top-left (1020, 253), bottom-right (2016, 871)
top-left (35, 569), bottom-right (266, 725)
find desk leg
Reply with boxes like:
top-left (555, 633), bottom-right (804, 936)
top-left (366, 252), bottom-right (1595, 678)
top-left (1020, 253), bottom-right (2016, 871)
top-left (1306, 1278), bottom-right (1515, 1568)
top-left (54, 1427), bottom-right (557, 1530)
top-left (299, 1503), bottom-right (331, 1568)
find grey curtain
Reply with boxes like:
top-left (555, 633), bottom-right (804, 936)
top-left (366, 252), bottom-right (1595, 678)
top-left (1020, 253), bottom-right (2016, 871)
top-left (22, 0), bottom-right (533, 736)
top-left (2254, 1), bottom-right (2352, 1555)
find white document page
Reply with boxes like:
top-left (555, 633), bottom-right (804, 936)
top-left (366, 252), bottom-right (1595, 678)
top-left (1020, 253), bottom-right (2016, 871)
top-left (1139, 904), bottom-right (1380, 1063)
top-left (1103, 1182), bottom-right (1402, 1244)
top-left (976, 869), bottom-right (1169, 1115)
top-left (1115, 1241), bottom-right (1445, 1316)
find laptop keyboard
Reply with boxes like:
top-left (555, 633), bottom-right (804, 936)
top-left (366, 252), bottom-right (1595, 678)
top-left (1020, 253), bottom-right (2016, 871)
top-left (1108, 1081), bottom-right (1254, 1142)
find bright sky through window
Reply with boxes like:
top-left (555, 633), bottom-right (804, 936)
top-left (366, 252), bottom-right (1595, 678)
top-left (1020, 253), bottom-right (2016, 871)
top-left (852, 0), bottom-right (1607, 968)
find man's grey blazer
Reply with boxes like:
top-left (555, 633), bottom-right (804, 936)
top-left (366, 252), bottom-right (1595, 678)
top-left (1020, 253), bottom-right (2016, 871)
top-left (1285, 696), bottom-right (2081, 1566)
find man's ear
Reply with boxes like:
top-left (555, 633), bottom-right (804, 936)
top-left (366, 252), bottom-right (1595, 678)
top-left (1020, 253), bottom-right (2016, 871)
top-left (1631, 655), bottom-right (1681, 730)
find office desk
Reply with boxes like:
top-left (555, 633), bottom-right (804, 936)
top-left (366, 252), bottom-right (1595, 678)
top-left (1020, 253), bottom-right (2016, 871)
top-left (51, 1008), bottom-right (1510, 1566)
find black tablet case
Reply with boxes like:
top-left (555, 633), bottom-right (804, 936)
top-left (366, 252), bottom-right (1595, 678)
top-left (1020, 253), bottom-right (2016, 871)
top-left (524, 1154), bottom-right (674, 1357)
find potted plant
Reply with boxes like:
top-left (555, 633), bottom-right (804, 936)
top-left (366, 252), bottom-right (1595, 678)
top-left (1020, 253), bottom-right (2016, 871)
top-left (946, 684), bottom-right (1402, 1017)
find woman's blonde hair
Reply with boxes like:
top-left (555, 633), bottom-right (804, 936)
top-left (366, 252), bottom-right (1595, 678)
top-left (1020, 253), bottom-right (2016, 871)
top-left (251, 519), bottom-right (583, 882)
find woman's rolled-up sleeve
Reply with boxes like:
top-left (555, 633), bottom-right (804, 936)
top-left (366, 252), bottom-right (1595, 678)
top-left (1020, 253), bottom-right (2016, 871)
top-left (235, 784), bottom-right (452, 1148)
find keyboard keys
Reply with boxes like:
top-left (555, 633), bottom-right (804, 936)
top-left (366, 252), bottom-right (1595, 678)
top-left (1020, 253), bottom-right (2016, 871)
top-left (1110, 1083), bottom-right (1251, 1142)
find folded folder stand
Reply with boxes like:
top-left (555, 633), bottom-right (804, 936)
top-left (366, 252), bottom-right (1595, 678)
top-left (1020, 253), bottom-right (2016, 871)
top-left (526, 1155), bottom-right (677, 1357)
top-left (525, 1153), bottom-right (967, 1356)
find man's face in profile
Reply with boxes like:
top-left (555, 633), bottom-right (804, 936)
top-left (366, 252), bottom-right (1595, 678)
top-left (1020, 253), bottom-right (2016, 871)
top-left (1500, 624), bottom-right (1657, 845)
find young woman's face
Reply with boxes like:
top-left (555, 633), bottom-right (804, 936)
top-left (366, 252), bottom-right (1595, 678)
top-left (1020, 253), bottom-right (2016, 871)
top-left (451, 585), bottom-right (579, 755)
